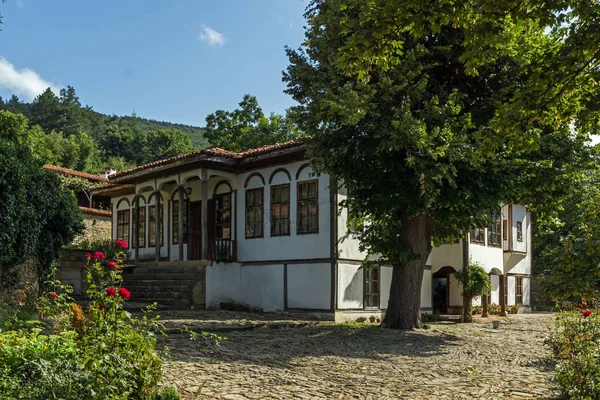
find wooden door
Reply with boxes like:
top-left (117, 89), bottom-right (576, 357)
top-left (189, 202), bottom-right (202, 260)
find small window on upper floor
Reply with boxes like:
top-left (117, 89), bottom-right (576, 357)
top-left (245, 188), bottom-right (264, 239)
top-left (470, 228), bottom-right (485, 244)
top-left (297, 180), bottom-right (318, 234)
top-left (271, 184), bottom-right (290, 236)
top-left (517, 221), bottom-right (523, 242)
top-left (488, 213), bottom-right (501, 247)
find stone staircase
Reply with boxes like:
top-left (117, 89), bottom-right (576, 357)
top-left (121, 262), bottom-right (206, 310)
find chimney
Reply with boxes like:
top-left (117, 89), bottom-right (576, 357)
top-left (100, 167), bottom-right (117, 179)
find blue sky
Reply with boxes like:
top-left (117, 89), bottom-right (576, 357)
top-left (0, 0), bottom-right (307, 126)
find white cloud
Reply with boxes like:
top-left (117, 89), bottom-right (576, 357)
top-left (16, 0), bottom-right (24, 9)
top-left (198, 25), bottom-right (226, 47)
top-left (0, 58), bottom-right (58, 101)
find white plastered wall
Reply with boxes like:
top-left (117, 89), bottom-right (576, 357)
top-left (236, 161), bottom-right (331, 262)
top-left (420, 269), bottom-right (432, 310)
top-left (490, 275), bottom-right (501, 304)
top-left (448, 273), bottom-right (463, 307)
top-left (205, 263), bottom-right (285, 312)
top-left (287, 263), bottom-right (331, 309)
top-left (337, 263), bottom-right (363, 309)
top-left (335, 186), bottom-right (369, 261)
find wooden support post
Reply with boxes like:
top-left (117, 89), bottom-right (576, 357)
top-left (178, 186), bottom-right (185, 261)
top-left (482, 295), bottom-right (488, 317)
top-left (500, 274), bottom-right (507, 316)
top-left (134, 196), bottom-right (140, 261)
top-left (201, 169), bottom-right (208, 260)
top-left (155, 191), bottom-right (161, 263)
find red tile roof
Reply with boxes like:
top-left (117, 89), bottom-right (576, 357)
top-left (110, 140), bottom-right (305, 180)
top-left (79, 206), bottom-right (112, 217)
top-left (44, 164), bottom-right (109, 182)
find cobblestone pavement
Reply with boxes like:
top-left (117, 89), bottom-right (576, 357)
top-left (160, 313), bottom-right (557, 399)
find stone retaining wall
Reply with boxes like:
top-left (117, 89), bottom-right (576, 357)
top-left (71, 212), bottom-right (112, 246)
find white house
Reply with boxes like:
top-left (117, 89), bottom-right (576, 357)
top-left (92, 141), bottom-right (531, 320)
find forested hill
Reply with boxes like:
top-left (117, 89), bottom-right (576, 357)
top-left (0, 86), bottom-right (208, 173)
top-left (117, 115), bottom-right (207, 149)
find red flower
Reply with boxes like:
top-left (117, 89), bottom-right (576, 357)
top-left (562, 305), bottom-right (567, 310)
top-left (115, 240), bottom-right (128, 249)
top-left (108, 260), bottom-right (119, 270)
top-left (50, 292), bottom-right (58, 299)
top-left (583, 310), bottom-right (592, 318)
top-left (93, 251), bottom-right (105, 260)
top-left (106, 287), bottom-right (116, 297)
top-left (85, 253), bottom-right (92, 259)
top-left (118, 287), bottom-right (131, 300)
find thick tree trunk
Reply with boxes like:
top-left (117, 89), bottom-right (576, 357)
top-left (462, 295), bottom-right (473, 323)
top-left (383, 213), bottom-right (432, 330)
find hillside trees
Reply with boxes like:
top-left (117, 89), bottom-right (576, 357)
top-left (205, 94), bottom-right (301, 152)
top-left (284, 0), bottom-right (597, 329)
top-left (0, 86), bottom-right (201, 172)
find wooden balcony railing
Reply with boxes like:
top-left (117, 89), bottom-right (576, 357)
top-left (208, 238), bottom-right (237, 263)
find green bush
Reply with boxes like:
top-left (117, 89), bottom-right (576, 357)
top-left (546, 307), bottom-right (600, 399)
top-left (0, 241), bottom-right (165, 399)
top-left (151, 386), bottom-right (180, 400)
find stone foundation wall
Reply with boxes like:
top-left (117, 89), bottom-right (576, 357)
top-left (71, 212), bottom-right (112, 246)
top-left (57, 250), bottom-right (90, 297)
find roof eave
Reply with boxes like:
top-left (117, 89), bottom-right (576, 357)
top-left (109, 154), bottom-right (237, 184)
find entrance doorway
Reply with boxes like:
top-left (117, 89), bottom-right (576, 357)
top-left (432, 276), bottom-right (448, 313)
top-left (188, 200), bottom-right (217, 260)
top-left (432, 266), bottom-right (457, 314)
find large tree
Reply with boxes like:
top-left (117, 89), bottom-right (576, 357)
top-left (204, 94), bottom-right (301, 152)
top-left (284, 0), bottom-right (597, 329)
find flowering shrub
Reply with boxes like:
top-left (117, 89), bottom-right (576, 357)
top-left (546, 306), bottom-right (600, 399)
top-left (489, 303), bottom-right (501, 315)
top-left (0, 240), bottom-right (179, 400)
top-left (472, 305), bottom-right (482, 315)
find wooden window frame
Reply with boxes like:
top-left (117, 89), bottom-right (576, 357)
top-left (116, 210), bottom-right (130, 247)
top-left (270, 184), bottom-right (290, 237)
top-left (516, 221), bottom-right (523, 242)
top-left (297, 179), bottom-right (319, 235)
top-left (214, 192), bottom-right (232, 239)
top-left (502, 220), bottom-right (508, 241)
top-left (245, 188), bottom-right (264, 239)
top-left (364, 265), bottom-right (381, 310)
top-left (470, 228), bottom-right (485, 245)
top-left (515, 277), bottom-right (523, 305)
top-left (488, 214), bottom-right (501, 247)
top-left (172, 200), bottom-right (189, 245)
top-left (133, 206), bottom-right (146, 248)
top-left (148, 204), bottom-right (164, 247)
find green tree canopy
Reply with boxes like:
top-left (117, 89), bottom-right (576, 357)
top-left (534, 148), bottom-right (600, 301)
top-left (0, 114), bottom-right (83, 287)
top-left (284, 0), bottom-right (595, 329)
top-left (204, 94), bottom-right (301, 152)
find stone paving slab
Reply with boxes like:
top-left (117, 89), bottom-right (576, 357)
top-left (160, 313), bottom-right (557, 400)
